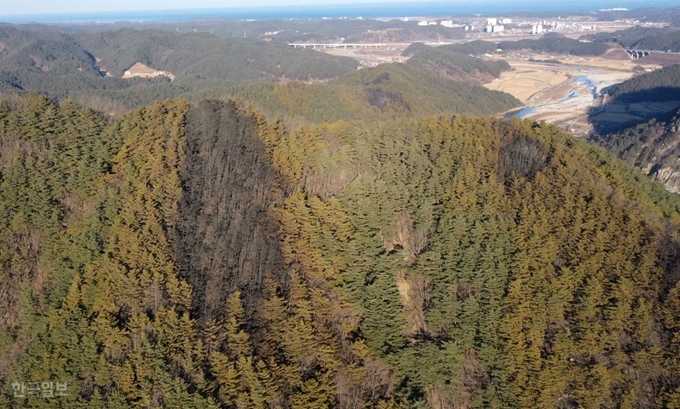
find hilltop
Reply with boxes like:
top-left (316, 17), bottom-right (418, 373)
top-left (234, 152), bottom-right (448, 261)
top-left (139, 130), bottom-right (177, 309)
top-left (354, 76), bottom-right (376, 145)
top-left (0, 93), bottom-right (679, 408)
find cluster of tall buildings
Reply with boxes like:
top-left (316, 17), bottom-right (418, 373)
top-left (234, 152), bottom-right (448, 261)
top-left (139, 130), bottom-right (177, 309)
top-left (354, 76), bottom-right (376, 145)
top-left (486, 17), bottom-right (511, 33)
top-left (531, 24), bottom-right (544, 34)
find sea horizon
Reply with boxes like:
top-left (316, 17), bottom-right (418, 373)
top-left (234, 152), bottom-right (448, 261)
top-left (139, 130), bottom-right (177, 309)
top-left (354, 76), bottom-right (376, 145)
top-left (1, 0), bottom-right (678, 24)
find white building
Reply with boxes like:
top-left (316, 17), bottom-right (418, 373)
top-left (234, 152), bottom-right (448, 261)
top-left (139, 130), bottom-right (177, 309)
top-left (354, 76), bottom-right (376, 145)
top-left (440, 20), bottom-right (454, 28)
top-left (487, 18), bottom-right (498, 26)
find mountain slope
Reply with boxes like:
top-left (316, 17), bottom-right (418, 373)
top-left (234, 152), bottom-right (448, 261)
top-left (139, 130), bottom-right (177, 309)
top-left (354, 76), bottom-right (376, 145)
top-left (0, 27), bottom-right (522, 121)
top-left (593, 107), bottom-right (680, 193)
top-left (607, 64), bottom-right (680, 104)
top-left (589, 64), bottom-right (680, 134)
top-left (588, 26), bottom-right (680, 52)
top-left (590, 64), bottom-right (680, 192)
top-left (1, 95), bottom-right (680, 408)
top-left (401, 43), bottom-right (511, 83)
top-left (0, 27), bottom-right (359, 105)
top-left (74, 29), bottom-right (359, 82)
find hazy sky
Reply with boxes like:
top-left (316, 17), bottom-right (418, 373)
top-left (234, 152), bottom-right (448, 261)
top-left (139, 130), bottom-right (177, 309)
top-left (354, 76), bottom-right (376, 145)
top-left (2, 0), bottom-right (675, 17)
top-left (4, 0), bottom-right (423, 16)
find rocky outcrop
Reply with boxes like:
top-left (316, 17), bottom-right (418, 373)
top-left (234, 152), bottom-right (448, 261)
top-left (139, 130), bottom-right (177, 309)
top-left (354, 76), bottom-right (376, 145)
top-left (642, 163), bottom-right (680, 194)
top-left (594, 108), bottom-right (680, 193)
top-left (635, 114), bottom-right (680, 192)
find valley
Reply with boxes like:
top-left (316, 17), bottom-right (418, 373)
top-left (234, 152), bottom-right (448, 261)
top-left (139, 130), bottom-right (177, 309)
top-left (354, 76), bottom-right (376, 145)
top-left (486, 54), bottom-right (645, 136)
top-left (298, 15), bottom-right (680, 137)
top-left (323, 44), bottom-right (678, 137)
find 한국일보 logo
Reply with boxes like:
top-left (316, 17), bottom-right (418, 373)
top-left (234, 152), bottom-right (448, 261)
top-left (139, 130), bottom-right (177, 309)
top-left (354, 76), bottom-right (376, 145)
top-left (12, 381), bottom-right (68, 398)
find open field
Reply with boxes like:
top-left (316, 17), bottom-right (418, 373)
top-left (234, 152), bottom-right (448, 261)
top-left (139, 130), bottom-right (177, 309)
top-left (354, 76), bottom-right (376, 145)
top-left (637, 53), bottom-right (680, 66)
top-left (485, 53), bottom-right (645, 102)
top-left (484, 63), bottom-right (569, 102)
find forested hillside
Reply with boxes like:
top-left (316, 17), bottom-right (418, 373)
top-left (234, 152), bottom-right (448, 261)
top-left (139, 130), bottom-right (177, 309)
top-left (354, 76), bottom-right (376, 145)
top-left (498, 33), bottom-right (610, 56)
top-left (401, 44), bottom-right (510, 83)
top-left (592, 107), bottom-right (680, 193)
top-left (588, 63), bottom-right (680, 135)
top-left (589, 64), bottom-right (680, 194)
top-left (587, 26), bottom-right (680, 52)
top-left (0, 26), bottom-right (520, 119)
top-left (0, 27), bottom-right (358, 104)
top-left (1, 93), bottom-right (680, 408)
top-left (185, 62), bottom-right (519, 124)
top-left (404, 35), bottom-right (610, 59)
top-left (0, 28), bottom-right (102, 77)
top-left (73, 29), bottom-right (358, 82)
top-left (434, 41), bottom-right (498, 56)
top-left (606, 64), bottom-right (680, 103)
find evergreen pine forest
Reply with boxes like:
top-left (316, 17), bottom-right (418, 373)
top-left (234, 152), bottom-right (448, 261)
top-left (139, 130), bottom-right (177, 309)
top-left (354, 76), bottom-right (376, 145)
top-left (0, 89), bottom-right (679, 409)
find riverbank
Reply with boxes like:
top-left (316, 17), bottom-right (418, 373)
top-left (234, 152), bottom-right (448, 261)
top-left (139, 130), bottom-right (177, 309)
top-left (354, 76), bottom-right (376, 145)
top-left (486, 53), bottom-right (651, 136)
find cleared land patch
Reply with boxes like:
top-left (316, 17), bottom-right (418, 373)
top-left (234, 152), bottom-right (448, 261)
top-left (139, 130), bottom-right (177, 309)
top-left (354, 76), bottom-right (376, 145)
top-left (122, 62), bottom-right (175, 81)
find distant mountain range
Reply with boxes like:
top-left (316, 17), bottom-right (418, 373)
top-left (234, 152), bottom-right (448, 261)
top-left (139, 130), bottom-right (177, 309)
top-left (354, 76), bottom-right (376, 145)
top-left (0, 26), bottom-right (520, 119)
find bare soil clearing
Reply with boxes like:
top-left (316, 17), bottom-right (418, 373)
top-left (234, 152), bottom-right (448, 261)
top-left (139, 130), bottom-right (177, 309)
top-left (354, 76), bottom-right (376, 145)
top-left (122, 62), bottom-right (175, 81)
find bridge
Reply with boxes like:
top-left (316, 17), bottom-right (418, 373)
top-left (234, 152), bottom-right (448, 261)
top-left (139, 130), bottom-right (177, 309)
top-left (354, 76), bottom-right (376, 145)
top-left (626, 49), bottom-right (680, 59)
top-left (626, 50), bottom-right (652, 59)
top-left (289, 43), bottom-right (412, 49)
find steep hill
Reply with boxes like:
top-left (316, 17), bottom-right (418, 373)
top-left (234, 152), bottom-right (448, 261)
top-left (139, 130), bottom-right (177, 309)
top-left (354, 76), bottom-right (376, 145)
top-left (589, 64), bottom-right (680, 134)
top-left (1, 94), bottom-right (680, 408)
top-left (607, 64), bottom-right (680, 103)
top-left (590, 64), bottom-right (680, 193)
top-left (592, 107), bottom-right (680, 193)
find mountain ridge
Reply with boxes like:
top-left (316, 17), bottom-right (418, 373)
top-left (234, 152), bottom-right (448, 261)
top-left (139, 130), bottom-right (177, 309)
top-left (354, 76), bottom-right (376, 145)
top-left (1, 93), bottom-right (679, 407)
